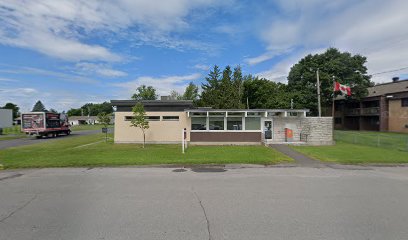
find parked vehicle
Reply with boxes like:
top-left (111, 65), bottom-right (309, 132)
top-left (21, 112), bottom-right (71, 138)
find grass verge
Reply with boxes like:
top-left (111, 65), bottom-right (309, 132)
top-left (335, 130), bottom-right (408, 152)
top-left (70, 124), bottom-right (112, 131)
top-left (0, 133), bottom-right (292, 169)
top-left (292, 142), bottom-right (408, 164)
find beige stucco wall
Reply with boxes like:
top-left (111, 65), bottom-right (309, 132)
top-left (388, 99), bottom-right (408, 133)
top-left (114, 111), bottom-right (191, 143)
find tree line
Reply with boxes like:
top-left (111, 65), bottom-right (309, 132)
top-left (131, 48), bottom-right (372, 116)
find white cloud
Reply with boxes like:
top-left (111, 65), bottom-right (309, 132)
top-left (254, 0), bottom-right (408, 83)
top-left (0, 87), bottom-right (39, 112)
top-left (256, 48), bottom-right (326, 83)
top-left (114, 73), bottom-right (201, 97)
top-left (193, 64), bottom-right (211, 71)
top-left (75, 62), bottom-right (127, 77)
top-left (0, 66), bottom-right (100, 84)
top-left (0, 77), bottom-right (18, 82)
top-left (245, 52), bottom-right (282, 66)
top-left (0, 0), bottom-right (232, 61)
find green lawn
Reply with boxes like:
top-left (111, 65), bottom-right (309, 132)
top-left (0, 135), bottom-right (27, 141)
top-left (0, 125), bottom-right (25, 141)
top-left (70, 124), bottom-right (112, 131)
top-left (0, 133), bottom-right (291, 169)
top-left (335, 130), bottom-right (408, 152)
top-left (292, 142), bottom-right (408, 164)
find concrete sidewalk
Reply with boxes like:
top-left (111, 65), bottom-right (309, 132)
top-left (269, 144), bottom-right (326, 167)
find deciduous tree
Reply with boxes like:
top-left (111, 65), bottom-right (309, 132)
top-left (131, 85), bottom-right (158, 100)
top-left (2, 102), bottom-right (19, 118)
top-left (287, 48), bottom-right (373, 115)
top-left (130, 103), bottom-right (149, 148)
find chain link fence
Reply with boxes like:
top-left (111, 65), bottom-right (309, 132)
top-left (335, 130), bottom-right (408, 152)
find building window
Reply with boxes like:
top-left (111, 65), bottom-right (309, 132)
top-left (247, 112), bottom-right (264, 117)
top-left (145, 116), bottom-right (160, 121)
top-left (191, 112), bottom-right (207, 116)
top-left (209, 117), bottom-right (224, 130)
top-left (192, 117), bottom-right (206, 130)
top-left (288, 112), bottom-right (298, 117)
top-left (162, 116), bottom-right (179, 121)
top-left (334, 117), bottom-right (342, 124)
top-left (124, 116), bottom-right (134, 121)
top-left (245, 117), bottom-right (261, 130)
top-left (227, 112), bottom-right (244, 117)
top-left (209, 112), bottom-right (225, 117)
top-left (227, 117), bottom-right (242, 130)
top-left (402, 98), bottom-right (408, 107)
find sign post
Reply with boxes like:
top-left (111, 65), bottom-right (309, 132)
top-left (184, 128), bottom-right (188, 149)
top-left (102, 127), bottom-right (108, 142)
top-left (181, 129), bottom-right (185, 154)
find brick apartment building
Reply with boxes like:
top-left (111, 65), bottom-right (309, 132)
top-left (334, 78), bottom-right (408, 133)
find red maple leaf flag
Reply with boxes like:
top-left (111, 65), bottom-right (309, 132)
top-left (334, 81), bottom-right (351, 96)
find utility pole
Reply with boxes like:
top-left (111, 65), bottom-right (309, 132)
top-left (246, 97), bottom-right (249, 109)
top-left (316, 68), bottom-right (322, 117)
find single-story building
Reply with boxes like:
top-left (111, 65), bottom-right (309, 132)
top-left (111, 100), bottom-right (333, 145)
top-left (0, 109), bottom-right (13, 129)
top-left (68, 116), bottom-right (114, 125)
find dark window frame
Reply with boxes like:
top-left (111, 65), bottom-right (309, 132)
top-left (162, 116), bottom-right (179, 121)
top-left (145, 116), bottom-right (160, 121)
top-left (402, 98), bottom-right (408, 107)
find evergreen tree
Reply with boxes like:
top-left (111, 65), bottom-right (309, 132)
top-left (200, 65), bottom-right (221, 107)
top-left (32, 100), bottom-right (47, 112)
top-left (200, 65), bottom-right (245, 109)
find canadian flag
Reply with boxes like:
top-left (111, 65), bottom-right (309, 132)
top-left (334, 81), bottom-right (351, 96)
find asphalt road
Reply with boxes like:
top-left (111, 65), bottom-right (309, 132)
top-left (0, 130), bottom-right (100, 150)
top-left (1, 167), bottom-right (408, 240)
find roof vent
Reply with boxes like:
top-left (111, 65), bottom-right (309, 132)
top-left (161, 96), bottom-right (176, 101)
top-left (392, 77), bottom-right (399, 82)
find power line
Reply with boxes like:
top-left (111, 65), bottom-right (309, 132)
top-left (371, 66), bottom-right (408, 75)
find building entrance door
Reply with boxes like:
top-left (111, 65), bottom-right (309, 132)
top-left (263, 120), bottom-right (273, 140)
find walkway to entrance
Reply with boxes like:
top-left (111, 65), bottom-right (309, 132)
top-left (269, 144), bottom-right (325, 167)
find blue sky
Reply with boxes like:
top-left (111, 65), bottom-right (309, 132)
top-left (1, 0), bottom-right (408, 112)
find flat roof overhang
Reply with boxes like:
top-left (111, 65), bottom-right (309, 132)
top-left (111, 100), bottom-right (194, 112)
top-left (185, 108), bottom-right (310, 117)
top-left (111, 100), bottom-right (194, 107)
top-left (185, 109), bottom-right (309, 113)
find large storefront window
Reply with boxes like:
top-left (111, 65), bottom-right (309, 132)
top-left (227, 117), bottom-right (242, 130)
top-left (209, 117), bottom-right (224, 130)
top-left (245, 117), bottom-right (261, 130)
top-left (192, 117), bottom-right (206, 130)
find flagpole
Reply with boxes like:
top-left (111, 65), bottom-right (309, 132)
top-left (332, 76), bottom-right (336, 143)
top-left (332, 76), bottom-right (335, 118)
top-left (316, 68), bottom-right (321, 117)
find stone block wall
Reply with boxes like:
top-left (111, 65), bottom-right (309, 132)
top-left (272, 117), bottom-right (303, 142)
top-left (301, 117), bottom-right (334, 145)
top-left (271, 117), bottom-right (333, 145)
